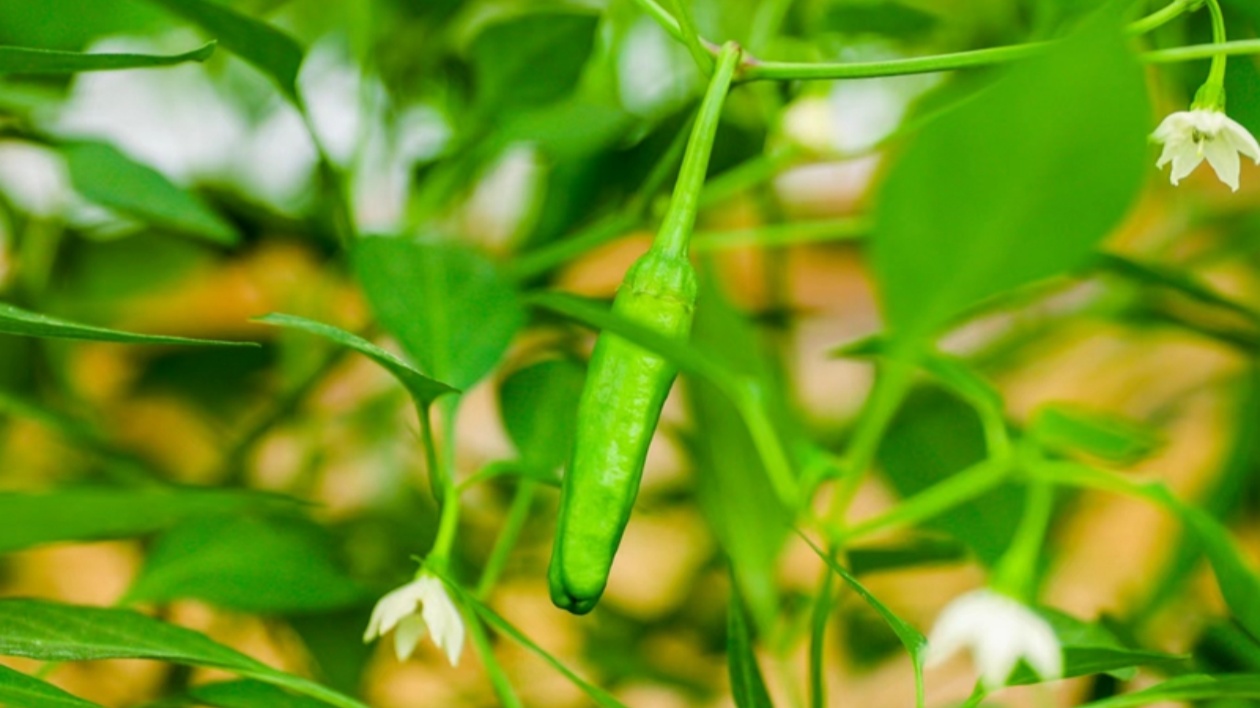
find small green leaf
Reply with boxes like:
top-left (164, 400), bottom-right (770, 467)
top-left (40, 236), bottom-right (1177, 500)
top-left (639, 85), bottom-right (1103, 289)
top-left (1007, 610), bottom-right (1185, 685)
top-left (189, 680), bottom-right (329, 708)
top-left (1080, 674), bottom-right (1260, 707)
top-left (0, 301), bottom-right (251, 346)
top-left (0, 488), bottom-right (291, 553)
top-left (62, 141), bottom-right (239, 245)
top-left (1030, 404), bottom-right (1161, 464)
top-left (354, 238), bottom-right (524, 390)
top-left (139, 0), bottom-right (303, 99)
top-left (727, 586), bottom-right (774, 708)
top-left (798, 533), bottom-right (926, 707)
top-left (470, 12), bottom-right (599, 112)
top-left (0, 664), bottom-right (102, 708)
top-left (499, 359), bottom-right (584, 481)
top-left (125, 514), bottom-right (366, 614)
top-left (822, 1), bottom-right (939, 38)
top-left (256, 313), bottom-right (458, 409)
top-left (872, 8), bottom-right (1149, 344)
top-left (0, 41), bottom-right (214, 74)
top-left (0, 600), bottom-right (367, 708)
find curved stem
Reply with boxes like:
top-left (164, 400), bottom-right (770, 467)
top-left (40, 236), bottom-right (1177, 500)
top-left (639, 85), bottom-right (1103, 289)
top-left (654, 42), bottom-right (742, 258)
top-left (991, 477), bottom-right (1055, 601)
top-left (1127, 0), bottom-right (1192, 36)
top-left (667, 0), bottom-right (715, 73)
top-left (632, 0), bottom-right (685, 43)
top-left (476, 481), bottom-right (538, 598)
top-left (1205, 0), bottom-right (1228, 93)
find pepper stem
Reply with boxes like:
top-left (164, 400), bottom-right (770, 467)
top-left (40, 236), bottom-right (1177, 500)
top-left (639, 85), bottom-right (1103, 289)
top-left (1193, 0), bottom-right (1229, 110)
top-left (653, 42), bottom-right (743, 259)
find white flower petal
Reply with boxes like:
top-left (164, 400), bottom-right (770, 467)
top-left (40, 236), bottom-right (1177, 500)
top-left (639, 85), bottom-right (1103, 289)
top-left (1168, 144), bottom-right (1204, 186)
top-left (1222, 116), bottom-right (1260, 164)
top-left (393, 614), bottom-right (428, 661)
top-left (417, 575), bottom-right (466, 667)
top-left (925, 590), bottom-right (1063, 690)
top-left (1203, 138), bottom-right (1242, 191)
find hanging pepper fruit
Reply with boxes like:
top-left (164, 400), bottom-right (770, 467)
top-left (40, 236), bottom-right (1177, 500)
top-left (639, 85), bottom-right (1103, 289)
top-left (549, 42), bottom-right (743, 614)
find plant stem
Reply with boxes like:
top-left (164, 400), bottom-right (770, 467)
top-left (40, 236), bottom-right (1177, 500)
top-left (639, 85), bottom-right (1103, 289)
top-left (654, 42), bottom-right (742, 258)
top-left (631, 0), bottom-right (685, 43)
top-left (667, 0), bottom-right (715, 73)
top-left (991, 476), bottom-right (1055, 601)
top-left (1205, 0), bottom-right (1228, 93)
top-left (1127, 0), bottom-right (1193, 36)
top-left (467, 615), bottom-right (524, 708)
top-left (421, 401), bottom-right (460, 563)
top-left (476, 480), bottom-right (538, 598)
top-left (1144, 37), bottom-right (1260, 63)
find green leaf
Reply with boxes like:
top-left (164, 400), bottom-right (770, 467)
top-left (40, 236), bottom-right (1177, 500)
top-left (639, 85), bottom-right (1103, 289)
top-left (0, 488), bottom-right (291, 553)
top-left (1007, 610), bottom-right (1184, 685)
top-left (798, 533), bottom-right (926, 706)
top-left (125, 514), bottom-right (365, 614)
top-left (0, 600), bottom-right (367, 708)
top-left (727, 586), bottom-right (774, 708)
top-left (189, 680), bottom-right (329, 708)
top-left (878, 388), bottom-right (1023, 565)
top-left (0, 41), bottom-right (214, 74)
top-left (0, 664), bottom-right (102, 708)
top-left (138, 0), bottom-right (303, 99)
top-left (62, 141), bottom-right (239, 245)
top-left (1030, 404), bottom-right (1162, 464)
top-left (354, 238), bottom-right (524, 390)
top-left (256, 313), bottom-right (458, 409)
top-left (499, 359), bottom-right (584, 481)
top-left (0, 301), bottom-right (251, 346)
top-left (470, 12), bottom-right (599, 112)
top-left (871, 8), bottom-right (1149, 344)
top-left (1080, 674), bottom-right (1260, 707)
top-left (686, 269), bottom-right (790, 633)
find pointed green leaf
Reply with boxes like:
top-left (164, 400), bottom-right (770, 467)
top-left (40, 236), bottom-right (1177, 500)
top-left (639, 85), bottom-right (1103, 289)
top-left (798, 533), bottom-right (927, 706)
top-left (139, 0), bottom-right (303, 99)
top-left (125, 514), bottom-right (366, 614)
top-left (1007, 610), bottom-right (1185, 685)
top-left (1030, 404), bottom-right (1161, 464)
top-left (0, 42), bottom-right (214, 74)
top-left (256, 313), bottom-right (458, 409)
top-left (62, 141), bottom-right (239, 245)
top-left (354, 238), bottom-right (523, 390)
top-left (872, 8), bottom-right (1149, 344)
top-left (1081, 674), bottom-right (1260, 707)
top-left (847, 536), bottom-right (968, 575)
top-left (0, 600), bottom-right (367, 708)
top-left (0, 664), bottom-right (102, 708)
top-left (0, 301), bottom-right (251, 346)
top-left (0, 488), bottom-right (292, 553)
top-left (727, 587), bottom-right (774, 708)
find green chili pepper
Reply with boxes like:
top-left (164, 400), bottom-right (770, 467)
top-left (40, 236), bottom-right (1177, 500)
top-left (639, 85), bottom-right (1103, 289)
top-left (549, 42), bottom-right (743, 614)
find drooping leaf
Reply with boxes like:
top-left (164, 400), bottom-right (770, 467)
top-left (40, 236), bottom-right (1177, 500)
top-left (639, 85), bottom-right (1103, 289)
top-left (0, 301), bottom-right (252, 346)
top-left (256, 313), bottom-right (458, 409)
top-left (871, 7), bottom-right (1149, 344)
top-left (0, 41), bottom-right (214, 74)
top-left (1080, 674), bottom-right (1260, 707)
top-left (470, 12), bottom-right (599, 112)
top-left (727, 586), bottom-right (774, 708)
top-left (0, 488), bottom-right (291, 554)
top-left (847, 536), bottom-right (968, 575)
top-left (799, 533), bottom-right (927, 705)
top-left (62, 141), bottom-right (239, 245)
top-left (138, 0), bottom-right (303, 99)
top-left (354, 237), bottom-right (524, 390)
top-left (0, 664), bottom-right (102, 708)
top-left (0, 600), bottom-right (367, 708)
top-left (125, 514), bottom-right (365, 614)
top-left (499, 359), bottom-right (584, 481)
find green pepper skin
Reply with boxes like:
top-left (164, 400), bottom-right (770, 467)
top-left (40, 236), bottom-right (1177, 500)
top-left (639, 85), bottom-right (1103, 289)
top-left (548, 247), bottom-right (697, 614)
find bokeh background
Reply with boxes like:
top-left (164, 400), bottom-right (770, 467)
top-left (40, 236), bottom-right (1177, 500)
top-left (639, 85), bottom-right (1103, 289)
top-left (2, 0), bottom-right (1260, 706)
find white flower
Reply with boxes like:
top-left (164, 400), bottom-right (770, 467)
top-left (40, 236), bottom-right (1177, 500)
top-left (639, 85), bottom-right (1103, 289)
top-left (1153, 109), bottom-right (1260, 191)
top-left (363, 572), bottom-right (465, 666)
top-left (925, 589), bottom-right (1062, 688)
